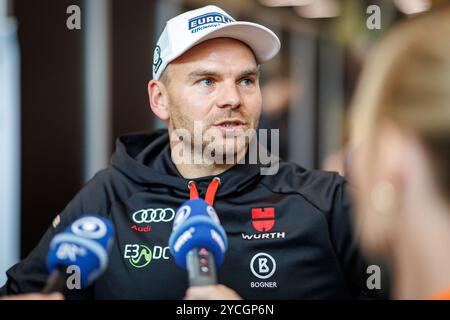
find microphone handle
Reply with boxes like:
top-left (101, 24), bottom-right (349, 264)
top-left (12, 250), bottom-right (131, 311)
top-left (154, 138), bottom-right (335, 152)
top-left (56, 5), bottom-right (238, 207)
top-left (42, 267), bottom-right (68, 294)
top-left (187, 247), bottom-right (217, 286)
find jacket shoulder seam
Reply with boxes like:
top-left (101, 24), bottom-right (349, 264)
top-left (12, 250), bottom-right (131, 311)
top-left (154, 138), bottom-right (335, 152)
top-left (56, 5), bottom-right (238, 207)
top-left (259, 179), bottom-right (327, 216)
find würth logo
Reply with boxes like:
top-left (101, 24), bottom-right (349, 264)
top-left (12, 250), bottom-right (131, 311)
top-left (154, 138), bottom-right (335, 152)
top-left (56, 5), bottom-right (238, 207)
top-left (242, 207), bottom-right (285, 241)
top-left (252, 208), bottom-right (275, 232)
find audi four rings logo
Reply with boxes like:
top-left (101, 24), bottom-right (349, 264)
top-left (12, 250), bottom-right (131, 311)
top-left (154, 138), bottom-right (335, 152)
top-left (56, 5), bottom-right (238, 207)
top-left (132, 208), bottom-right (176, 224)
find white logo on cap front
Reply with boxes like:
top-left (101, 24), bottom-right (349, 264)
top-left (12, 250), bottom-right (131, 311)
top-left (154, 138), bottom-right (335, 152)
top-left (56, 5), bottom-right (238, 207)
top-left (153, 45), bottom-right (162, 74)
top-left (188, 11), bottom-right (234, 34)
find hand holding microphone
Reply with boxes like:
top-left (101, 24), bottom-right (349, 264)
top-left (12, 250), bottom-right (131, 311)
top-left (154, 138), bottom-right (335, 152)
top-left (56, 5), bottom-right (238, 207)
top-left (169, 199), bottom-right (228, 287)
top-left (43, 215), bottom-right (115, 294)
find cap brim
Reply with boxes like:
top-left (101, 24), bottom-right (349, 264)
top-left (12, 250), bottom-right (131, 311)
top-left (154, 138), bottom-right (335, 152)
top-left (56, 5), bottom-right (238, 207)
top-left (171, 21), bottom-right (281, 65)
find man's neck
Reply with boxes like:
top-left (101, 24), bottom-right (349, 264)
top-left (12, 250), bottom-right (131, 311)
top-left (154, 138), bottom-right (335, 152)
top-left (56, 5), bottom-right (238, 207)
top-left (171, 148), bottom-right (248, 179)
top-left (174, 162), bottom-right (234, 179)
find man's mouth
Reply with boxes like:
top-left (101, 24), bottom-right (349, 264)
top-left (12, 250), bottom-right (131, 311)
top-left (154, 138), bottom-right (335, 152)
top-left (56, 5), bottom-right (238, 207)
top-left (212, 119), bottom-right (247, 132)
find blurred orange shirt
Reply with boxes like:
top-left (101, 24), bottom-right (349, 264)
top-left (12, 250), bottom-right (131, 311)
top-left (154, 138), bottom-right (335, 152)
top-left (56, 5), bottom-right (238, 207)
top-left (429, 288), bottom-right (450, 300)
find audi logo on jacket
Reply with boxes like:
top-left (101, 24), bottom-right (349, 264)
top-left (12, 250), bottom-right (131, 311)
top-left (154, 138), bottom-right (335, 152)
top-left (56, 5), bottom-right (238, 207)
top-left (0, 129), bottom-right (382, 299)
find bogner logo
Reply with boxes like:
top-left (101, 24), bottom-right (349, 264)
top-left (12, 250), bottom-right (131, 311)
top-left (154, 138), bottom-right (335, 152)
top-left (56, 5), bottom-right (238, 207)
top-left (250, 252), bottom-right (277, 289)
top-left (242, 208), bottom-right (286, 241)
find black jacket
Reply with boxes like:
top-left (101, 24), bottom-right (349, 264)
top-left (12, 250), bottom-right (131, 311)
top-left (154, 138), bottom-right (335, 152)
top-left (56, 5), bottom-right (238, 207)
top-left (1, 129), bottom-right (373, 299)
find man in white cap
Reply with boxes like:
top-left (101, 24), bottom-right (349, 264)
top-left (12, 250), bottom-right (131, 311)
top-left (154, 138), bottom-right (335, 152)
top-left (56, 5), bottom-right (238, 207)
top-left (1, 5), bottom-right (377, 300)
top-left (149, 4), bottom-right (280, 180)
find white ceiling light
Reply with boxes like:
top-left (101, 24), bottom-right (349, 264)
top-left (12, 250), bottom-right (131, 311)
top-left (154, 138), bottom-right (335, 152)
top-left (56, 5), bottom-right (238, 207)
top-left (394, 0), bottom-right (431, 14)
top-left (294, 0), bottom-right (340, 18)
top-left (259, 0), bottom-right (313, 7)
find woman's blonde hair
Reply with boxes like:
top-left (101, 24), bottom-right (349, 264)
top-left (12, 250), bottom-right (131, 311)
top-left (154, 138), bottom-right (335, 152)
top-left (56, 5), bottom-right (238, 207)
top-left (350, 6), bottom-right (450, 199)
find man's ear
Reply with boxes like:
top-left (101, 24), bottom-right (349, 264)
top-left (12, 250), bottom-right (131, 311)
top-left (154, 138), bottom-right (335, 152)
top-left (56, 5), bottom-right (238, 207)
top-left (148, 80), bottom-right (170, 121)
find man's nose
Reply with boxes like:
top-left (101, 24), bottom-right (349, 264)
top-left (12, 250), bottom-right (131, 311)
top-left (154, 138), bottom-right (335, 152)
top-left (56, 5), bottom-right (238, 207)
top-left (216, 81), bottom-right (241, 109)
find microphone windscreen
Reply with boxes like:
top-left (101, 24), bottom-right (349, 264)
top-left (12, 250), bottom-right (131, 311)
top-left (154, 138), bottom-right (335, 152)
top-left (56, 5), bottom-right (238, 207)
top-left (169, 199), bottom-right (227, 269)
top-left (46, 215), bottom-right (115, 288)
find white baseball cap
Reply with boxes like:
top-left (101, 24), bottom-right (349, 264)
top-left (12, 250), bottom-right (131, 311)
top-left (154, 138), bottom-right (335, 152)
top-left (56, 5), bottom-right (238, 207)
top-left (152, 5), bottom-right (281, 80)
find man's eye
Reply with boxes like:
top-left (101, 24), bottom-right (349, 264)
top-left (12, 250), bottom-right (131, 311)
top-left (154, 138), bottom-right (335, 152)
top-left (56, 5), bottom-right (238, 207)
top-left (199, 79), bottom-right (214, 86)
top-left (240, 78), bottom-right (254, 86)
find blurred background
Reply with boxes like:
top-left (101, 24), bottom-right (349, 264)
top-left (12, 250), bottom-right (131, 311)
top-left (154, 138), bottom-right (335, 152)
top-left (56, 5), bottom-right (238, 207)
top-left (0, 0), bottom-right (447, 285)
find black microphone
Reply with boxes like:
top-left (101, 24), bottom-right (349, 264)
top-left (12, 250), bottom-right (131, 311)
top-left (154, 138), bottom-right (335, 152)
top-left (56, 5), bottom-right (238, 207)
top-left (169, 199), bottom-right (228, 286)
top-left (186, 247), bottom-right (217, 286)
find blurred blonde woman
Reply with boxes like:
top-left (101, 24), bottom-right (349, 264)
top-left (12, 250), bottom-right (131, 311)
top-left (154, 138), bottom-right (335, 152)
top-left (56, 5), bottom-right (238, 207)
top-left (349, 6), bottom-right (450, 299)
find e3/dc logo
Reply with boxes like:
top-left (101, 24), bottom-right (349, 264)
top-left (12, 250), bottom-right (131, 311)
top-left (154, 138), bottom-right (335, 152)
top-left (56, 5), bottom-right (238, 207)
top-left (124, 244), bottom-right (170, 268)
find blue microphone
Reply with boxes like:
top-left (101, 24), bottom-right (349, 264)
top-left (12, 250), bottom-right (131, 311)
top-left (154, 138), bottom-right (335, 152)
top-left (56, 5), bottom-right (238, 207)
top-left (169, 199), bottom-right (228, 286)
top-left (43, 215), bottom-right (115, 293)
